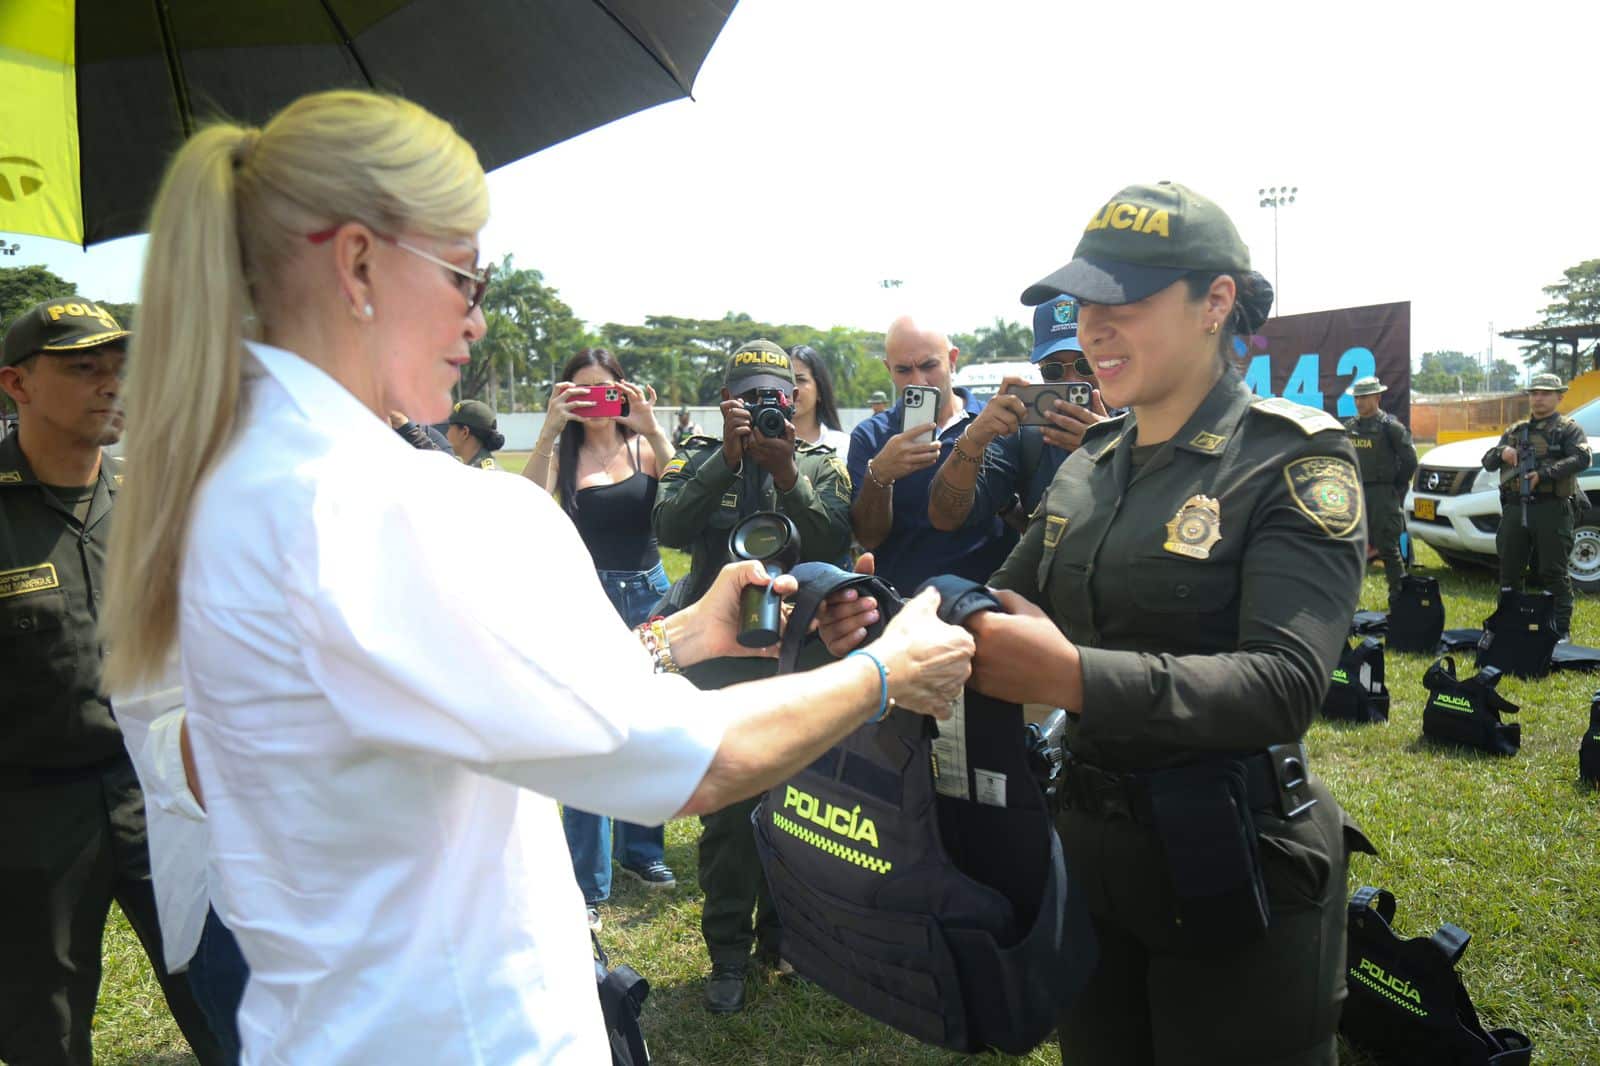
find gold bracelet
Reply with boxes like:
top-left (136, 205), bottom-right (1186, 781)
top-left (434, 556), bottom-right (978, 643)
top-left (866, 459), bottom-right (893, 490)
top-left (636, 618), bottom-right (680, 674)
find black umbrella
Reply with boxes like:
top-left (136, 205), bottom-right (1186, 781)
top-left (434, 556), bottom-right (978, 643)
top-left (1, 0), bottom-right (737, 246)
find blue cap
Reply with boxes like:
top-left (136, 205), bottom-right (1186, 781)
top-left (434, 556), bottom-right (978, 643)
top-left (1029, 294), bottom-right (1082, 363)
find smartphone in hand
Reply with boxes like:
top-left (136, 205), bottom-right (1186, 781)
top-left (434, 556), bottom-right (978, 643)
top-left (574, 384), bottom-right (630, 419)
top-left (1003, 383), bottom-right (1089, 427)
top-left (901, 385), bottom-right (940, 433)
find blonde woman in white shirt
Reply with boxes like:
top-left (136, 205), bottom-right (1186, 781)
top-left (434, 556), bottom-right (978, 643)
top-left (100, 90), bottom-right (973, 1065)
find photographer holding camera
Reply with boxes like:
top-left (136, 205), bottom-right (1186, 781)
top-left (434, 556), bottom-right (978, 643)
top-left (928, 295), bottom-right (1110, 534)
top-left (653, 338), bottom-right (853, 1013)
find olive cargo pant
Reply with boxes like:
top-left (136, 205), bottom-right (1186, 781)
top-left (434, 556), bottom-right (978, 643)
top-left (1497, 495), bottom-right (1576, 632)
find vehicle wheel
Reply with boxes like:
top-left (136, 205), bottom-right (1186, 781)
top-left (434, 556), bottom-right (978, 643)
top-left (1570, 513), bottom-right (1600, 593)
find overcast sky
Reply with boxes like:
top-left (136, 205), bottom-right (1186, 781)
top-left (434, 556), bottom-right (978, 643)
top-left (18, 0), bottom-right (1600, 366)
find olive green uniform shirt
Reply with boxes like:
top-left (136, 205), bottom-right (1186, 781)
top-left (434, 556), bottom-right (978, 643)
top-left (0, 431), bottom-right (122, 770)
top-left (654, 435), bottom-right (853, 688)
top-left (1342, 411), bottom-right (1418, 490)
top-left (1482, 413), bottom-right (1590, 499)
top-left (462, 446), bottom-right (499, 470)
top-left (989, 373), bottom-right (1366, 771)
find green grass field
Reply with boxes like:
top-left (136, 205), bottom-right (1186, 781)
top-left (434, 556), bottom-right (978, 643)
top-left (88, 462), bottom-right (1599, 1063)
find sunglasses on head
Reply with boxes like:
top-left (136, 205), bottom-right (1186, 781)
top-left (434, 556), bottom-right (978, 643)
top-left (1039, 355), bottom-right (1094, 381)
top-left (307, 226), bottom-right (493, 312)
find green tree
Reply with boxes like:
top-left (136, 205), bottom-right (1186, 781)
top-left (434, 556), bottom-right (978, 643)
top-left (0, 264), bottom-right (76, 325)
top-left (1518, 259), bottom-right (1600, 374)
top-left (1412, 350), bottom-right (1485, 395)
top-left (969, 317), bottom-right (1031, 362)
top-left (1486, 359), bottom-right (1519, 392)
top-left (464, 254), bottom-right (593, 410)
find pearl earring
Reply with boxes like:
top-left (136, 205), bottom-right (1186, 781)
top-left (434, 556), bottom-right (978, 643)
top-left (363, 304), bottom-right (375, 319)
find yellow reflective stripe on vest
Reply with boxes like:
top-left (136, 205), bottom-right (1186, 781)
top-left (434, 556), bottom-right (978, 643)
top-left (1348, 967), bottom-right (1429, 1018)
top-left (772, 811), bottom-right (892, 875)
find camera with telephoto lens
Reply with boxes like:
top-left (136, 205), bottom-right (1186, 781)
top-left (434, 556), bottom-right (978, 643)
top-left (744, 387), bottom-right (794, 438)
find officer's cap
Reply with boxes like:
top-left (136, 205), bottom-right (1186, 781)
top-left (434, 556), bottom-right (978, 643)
top-left (869, 390), bottom-right (888, 404)
top-left (1020, 181), bottom-right (1252, 307)
top-left (725, 339), bottom-right (796, 397)
top-left (2, 298), bottom-right (130, 368)
top-left (1526, 373), bottom-right (1568, 394)
top-left (448, 399), bottom-right (497, 432)
top-left (1350, 377), bottom-right (1386, 397)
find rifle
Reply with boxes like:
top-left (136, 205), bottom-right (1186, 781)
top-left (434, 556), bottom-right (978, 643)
top-left (1516, 424), bottom-right (1538, 528)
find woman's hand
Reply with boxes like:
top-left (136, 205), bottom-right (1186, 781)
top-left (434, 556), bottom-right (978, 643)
top-left (815, 553), bottom-right (881, 657)
top-left (541, 382), bottom-right (594, 442)
top-left (866, 588), bottom-right (974, 719)
top-left (966, 589), bottom-right (1083, 709)
top-left (663, 561), bottom-right (800, 668)
top-left (616, 381), bottom-right (659, 436)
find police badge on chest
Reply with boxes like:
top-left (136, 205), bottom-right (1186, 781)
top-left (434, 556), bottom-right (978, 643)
top-left (1164, 495), bottom-right (1222, 559)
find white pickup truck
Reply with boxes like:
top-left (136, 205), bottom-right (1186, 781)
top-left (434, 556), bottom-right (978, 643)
top-left (1405, 396), bottom-right (1600, 592)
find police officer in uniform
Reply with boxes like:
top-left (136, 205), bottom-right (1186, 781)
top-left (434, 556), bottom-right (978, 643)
top-left (444, 398), bottom-right (504, 469)
top-left (903, 184), bottom-right (1368, 1064)
top-left (1482, 373), bottom-right (1591, 639)
top-left (653, 339), bottom-right (854, 1013)
top-left (0, 301), bottom-right (224, 1066)
top-left (1344, 376), bottom-right (1418, 595)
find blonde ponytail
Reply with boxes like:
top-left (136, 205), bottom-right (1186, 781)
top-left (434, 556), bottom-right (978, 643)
top-left (102, 91), bottom-right (488, 688)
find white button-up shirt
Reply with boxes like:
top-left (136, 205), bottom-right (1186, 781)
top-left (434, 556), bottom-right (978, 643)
top-left (180, 341), bottom-right (728, 1064)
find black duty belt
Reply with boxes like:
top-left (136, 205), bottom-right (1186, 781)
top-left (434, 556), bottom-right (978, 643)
top-left (1061, 744), bottom-right (1314, 823)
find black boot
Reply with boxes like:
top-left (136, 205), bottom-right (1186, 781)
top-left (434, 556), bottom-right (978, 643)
top-left (704, 963), bottom-right (747, 1013)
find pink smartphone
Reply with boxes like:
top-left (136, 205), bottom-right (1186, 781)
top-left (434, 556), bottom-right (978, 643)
top-left (574, 384), bottom-right (630, 419)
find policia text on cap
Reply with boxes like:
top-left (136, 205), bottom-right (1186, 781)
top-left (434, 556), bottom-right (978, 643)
top-left (821, 182), bottom-right (1373, 1066)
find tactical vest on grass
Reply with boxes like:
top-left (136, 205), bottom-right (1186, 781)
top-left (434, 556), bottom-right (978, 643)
top-left (1475, 589), bottom-right (1559, 679)
top-left (1323, 636), bottom-right (1390, 723)
top-left (754, 564), bottom-right (1096, 1054)
top-left (1388, 575), bottom-right (1445, 654)
top-left (1340, 887), bottom-right (1532, 1066)
top-left (1421, 657), bottom-right (1522, 756)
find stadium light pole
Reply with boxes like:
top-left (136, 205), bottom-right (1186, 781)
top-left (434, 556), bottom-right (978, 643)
top-left (1257, 186), bottom-right (1297, 315)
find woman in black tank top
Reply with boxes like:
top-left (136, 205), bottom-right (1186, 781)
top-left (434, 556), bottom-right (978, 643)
top-left (520, 349), bottom-right (681, 921)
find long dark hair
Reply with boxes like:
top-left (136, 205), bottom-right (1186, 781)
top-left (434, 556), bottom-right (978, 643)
top-left (556, 347), bottom-right (633, 517)
top-left (788, 344), bottom-right (842, 433)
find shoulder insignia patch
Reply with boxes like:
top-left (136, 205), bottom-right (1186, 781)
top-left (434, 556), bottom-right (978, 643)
top-left (1253, 396), bottom-right (1343, 435)
top-left (1043, 514), bottom-right (1068, 549)
top-left (0, 562), bottom-right (59, 599)
top-left (1188, 430), bottom-right (1227, 453)
top-left (824, 456), bottom-right (852, 501)
top-left (1284, 456), bottom-right (1362, 537)
top-left (478, 458), bottom-right (497, 469)
top-left (0, 470), bottom-right (20, 483)
top-left (662, 455), bottom-right (689, 478)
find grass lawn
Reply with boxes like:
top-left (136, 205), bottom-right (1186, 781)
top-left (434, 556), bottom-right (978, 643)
top-left (88, 505), bottom-right (1599, 1063)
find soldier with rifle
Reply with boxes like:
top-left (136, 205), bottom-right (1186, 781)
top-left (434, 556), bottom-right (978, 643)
top-left (1482, 373), bottom-right (1591, 640)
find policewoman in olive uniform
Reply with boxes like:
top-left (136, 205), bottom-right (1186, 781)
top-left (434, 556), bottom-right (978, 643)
top-left (0, 301), bottom-right (223, 1065)
top-left (972, 184), bottom-right (1371, 1065)
top-left (445, 397), bottom-right (504, 469)
top-left (653, 339), bottom-right (854, 1012)
top-left (1481, 373), bottom-right (1591, 638)
top-left (1344, 375), bottom-right (1418, 595)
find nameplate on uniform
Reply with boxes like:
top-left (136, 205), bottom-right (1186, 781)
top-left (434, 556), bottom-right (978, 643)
top-left (0, 562), bottom-right (59, 599)
top-left (1043, 515), bottom-right (1067, 549)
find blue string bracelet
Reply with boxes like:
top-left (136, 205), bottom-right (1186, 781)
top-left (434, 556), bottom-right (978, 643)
top-left (847, 649), bottom-right (894, 722)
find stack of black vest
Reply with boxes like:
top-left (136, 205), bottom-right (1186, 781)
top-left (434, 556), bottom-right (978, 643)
top-left (1388, 575), bottom-right (1445, 654)
top-left (1421, 657), bottom-right (1522, 756)
top-left (1581, 692), bottom-right (1600, 787)
top-left (1476, 589), bottom-right (1560, 679)
top-left (1322, 636), bottom-right (1390, 723)
top-left (1341, 886), bottom-right (1533, 1065)
top-left (755, 564), bottom-right (1097, 1054)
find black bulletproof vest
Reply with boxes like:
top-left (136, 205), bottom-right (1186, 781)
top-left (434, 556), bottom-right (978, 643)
top-left (1322, 637), bottom-right (1390, 723)
top-left (1475, 589), bottom-right (1559, 679)
top-left (592, 933), bottom-right (650, 1065)
top-left (754, 564), bottom-right (1097, 1054)
top-left (1581, 693), bottom-right (1600, 787)
top-left (1388, 575), bottom-right (1445, 654)
top-left (1421, 657), bottom-right (1522, 756)
top-left (1340, 887), bottom-right (1533, 1066)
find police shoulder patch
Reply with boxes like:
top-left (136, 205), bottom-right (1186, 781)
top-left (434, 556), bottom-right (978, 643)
top-left (1252, 397), bottom-right (1343, 436)
top-left (1283, 456), bottom-right (1363, 537)
top-left (661, 455), bottom-right (689, 478)
top-left (478, 457), bottom-right (497, 469)
top-left (823, 455), bottom-right (852, 500)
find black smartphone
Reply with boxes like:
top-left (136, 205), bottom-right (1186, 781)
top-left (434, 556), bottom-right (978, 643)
top-left (1004, 383), bottom-right (1089, 427)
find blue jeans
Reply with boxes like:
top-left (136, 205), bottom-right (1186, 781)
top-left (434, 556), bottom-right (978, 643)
top-left (186, 906), bottom-right (249, 1065)
top-left (564, 563), bottom-right (672, 903)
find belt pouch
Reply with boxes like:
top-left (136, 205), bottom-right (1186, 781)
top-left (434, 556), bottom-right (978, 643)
top-left (1146, 760), bottom-right (1270, 951)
